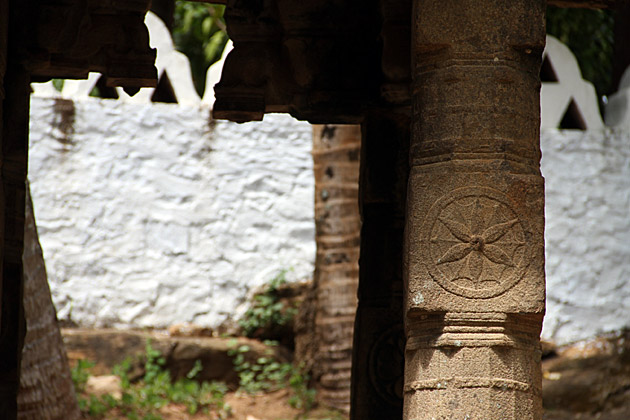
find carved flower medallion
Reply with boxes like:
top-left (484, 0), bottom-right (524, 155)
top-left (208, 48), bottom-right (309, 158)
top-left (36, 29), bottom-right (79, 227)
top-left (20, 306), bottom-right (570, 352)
top-left (420, 187), bottom-right (532, 299)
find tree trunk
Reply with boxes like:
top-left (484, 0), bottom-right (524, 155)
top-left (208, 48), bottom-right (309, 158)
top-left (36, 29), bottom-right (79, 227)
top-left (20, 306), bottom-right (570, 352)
top-left (309, 125), bottom-right (361, 413)
top-left (17, 183), bottom-right (80, 420)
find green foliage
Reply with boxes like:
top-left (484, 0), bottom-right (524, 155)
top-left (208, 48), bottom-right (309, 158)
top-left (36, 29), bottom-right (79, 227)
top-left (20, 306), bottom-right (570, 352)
top-left (73, 340), bottom-right (231, 419)
top-left (71, 359), bottom-right (96, 393)
top-left (546, 7), bottom-right (615, 100)
top-left (287, 365), bottom-right (317, 412)
top-left (52, 79), bottom-right (64, 92)
top-left (239, 270), bottom-right (298, 337)
top-left (173, 1), bottom-right (228, 95)
top-left (228, 339), bottom-right (316, 413)
top-left (316, 410), bottom-right (347, 420)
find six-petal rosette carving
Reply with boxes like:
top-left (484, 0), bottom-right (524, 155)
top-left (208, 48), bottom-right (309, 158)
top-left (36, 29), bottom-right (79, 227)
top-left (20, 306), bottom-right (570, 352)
top-left (421, 187), bottom-right (532, 299)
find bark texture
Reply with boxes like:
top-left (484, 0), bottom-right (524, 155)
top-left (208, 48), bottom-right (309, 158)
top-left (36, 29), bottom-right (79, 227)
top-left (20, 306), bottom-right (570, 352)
top-left (17, 185), bottom-right (80, 420)
top-left (310, 125), bottom-right (361, 412)
top-left (405, 1), bottom-right (546, 419)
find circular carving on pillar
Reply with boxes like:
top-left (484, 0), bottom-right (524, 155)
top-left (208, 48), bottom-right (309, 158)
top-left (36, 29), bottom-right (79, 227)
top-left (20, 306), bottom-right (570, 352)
top-left (368, 326), bottom-right (404, 406)
top-left (421, 186), bottom-right (532, 299)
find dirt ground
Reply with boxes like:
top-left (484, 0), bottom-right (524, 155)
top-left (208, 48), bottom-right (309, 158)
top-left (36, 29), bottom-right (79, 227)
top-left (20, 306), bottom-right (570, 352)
top-left (80, 389), bottom-right (345, 420)
top-left (68, 329), bottom-right (630, 420)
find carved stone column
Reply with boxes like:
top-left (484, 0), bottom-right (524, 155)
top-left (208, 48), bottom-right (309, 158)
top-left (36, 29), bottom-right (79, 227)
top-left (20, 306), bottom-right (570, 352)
top-left (352, 111), bottom-right (409, 420)
top-left (405, 1), bottom-right (546, 419)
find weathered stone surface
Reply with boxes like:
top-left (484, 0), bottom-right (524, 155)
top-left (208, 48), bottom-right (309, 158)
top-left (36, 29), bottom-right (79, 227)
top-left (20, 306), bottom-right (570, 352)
top-left (404, 1), bottom-right (546, 419)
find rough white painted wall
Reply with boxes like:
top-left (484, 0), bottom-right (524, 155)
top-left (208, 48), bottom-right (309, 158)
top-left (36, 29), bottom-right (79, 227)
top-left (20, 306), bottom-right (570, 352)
top-left (541, 129), bottom-right (630, 344)
top-left (28, 96), bottom-right (314, 329)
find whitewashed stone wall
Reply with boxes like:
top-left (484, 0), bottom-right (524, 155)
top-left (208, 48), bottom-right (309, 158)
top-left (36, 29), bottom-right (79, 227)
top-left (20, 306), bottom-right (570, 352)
top-left (541, 129), bottom-right (630, 344)
top-left (29, 97), bottom-right (313, 329)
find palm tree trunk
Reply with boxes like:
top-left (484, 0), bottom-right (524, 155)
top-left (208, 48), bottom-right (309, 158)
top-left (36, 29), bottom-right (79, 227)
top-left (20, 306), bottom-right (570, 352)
top-left (17, 183), bottom-right (80, 420)
top-left (310, 124), bottom-right (361, 412)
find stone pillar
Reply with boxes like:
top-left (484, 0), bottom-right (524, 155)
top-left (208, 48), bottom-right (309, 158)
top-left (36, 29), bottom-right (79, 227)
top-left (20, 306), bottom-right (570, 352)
top-left (351, 111), bottom-right (409, 420)
top-left (0, 62), bottom-right (29, 420)
top-left (0, 2), bottom-right (29, 417)
top-left (405, 1), bottom-right (546, 419)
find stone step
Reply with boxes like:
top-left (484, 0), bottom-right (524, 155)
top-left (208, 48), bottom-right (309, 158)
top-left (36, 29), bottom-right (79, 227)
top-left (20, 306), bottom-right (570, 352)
top-left (62, 328), bottom-right (291, 388)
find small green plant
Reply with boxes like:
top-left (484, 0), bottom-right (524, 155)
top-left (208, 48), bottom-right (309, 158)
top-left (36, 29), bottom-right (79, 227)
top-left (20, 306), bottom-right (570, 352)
top-left (287, 364), bottom-right (316, 412)
top-left (73, 340), bottom-right (231, 419)
top-left (71, 359), bottom-right (95, 393)
top-left (317, 409), bottom-right (348, 420)
top-left (228, 339), bottom-right (316, 413)
top-left (239, 270), bottom-right (298, 337)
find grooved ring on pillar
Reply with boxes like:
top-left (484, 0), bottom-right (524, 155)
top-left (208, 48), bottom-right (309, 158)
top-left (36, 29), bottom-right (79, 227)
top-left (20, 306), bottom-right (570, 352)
top-left (420, 186), bottom-right (533, 299)
top-left (404, 377), bottom-right (540, 396)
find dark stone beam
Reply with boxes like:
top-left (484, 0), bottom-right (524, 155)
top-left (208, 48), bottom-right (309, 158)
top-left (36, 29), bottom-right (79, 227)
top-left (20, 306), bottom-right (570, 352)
top-left (27, 0), bottom-right (157, 90)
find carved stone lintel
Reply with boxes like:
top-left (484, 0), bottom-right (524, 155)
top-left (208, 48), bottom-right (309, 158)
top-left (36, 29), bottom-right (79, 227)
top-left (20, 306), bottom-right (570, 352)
top-left (28, 0), bottom-right (157, 88)
top-left (213, 0), bottom-right (623, 124)
top-left (213, 0), bottom-right (379, 123)
top-left (405, 1), bottom-right (546, 419)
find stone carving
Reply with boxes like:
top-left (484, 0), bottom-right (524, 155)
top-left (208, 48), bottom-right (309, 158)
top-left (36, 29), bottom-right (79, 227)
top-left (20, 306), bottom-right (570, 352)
top-left (421, 187), bottom-right (531, 299)
top-left (28, 0), bottom-right (157, 89)
top-left (368, 326), bottom-right (404, 406)
top-left (31, 12), bottom-right (233, 108)
top-left (407, 1), bottom-right (545, 418)
top-left (540, 35), bottom-right (603, 130)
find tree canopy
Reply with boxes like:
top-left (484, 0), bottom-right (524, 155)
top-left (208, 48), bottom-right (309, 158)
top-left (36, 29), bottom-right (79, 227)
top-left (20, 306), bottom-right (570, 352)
top-left (173, 2), bottom-right (228, 95)
top-left (546, 7), bottom-right (615, 101)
